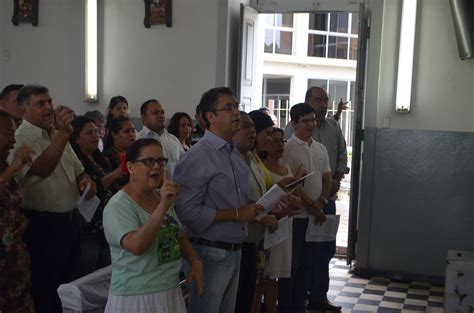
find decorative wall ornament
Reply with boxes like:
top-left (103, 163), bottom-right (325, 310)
top-left (12, 0), bottom-right (39, 26)
top-left (144, 0), bottom-right (172, 28)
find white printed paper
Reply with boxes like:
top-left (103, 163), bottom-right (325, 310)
top-left (77, 183), bottom-right (100, 222)
top-left (283, 171), bottom-right (316, 189)
top-left (264, 216), bottom-right (290, 249)
top-left (305, 215), bottom-right (340, 242)
top-left (255, 184), bottom-right (286, 221)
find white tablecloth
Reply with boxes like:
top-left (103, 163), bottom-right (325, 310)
top-left (58, 266), bottom-right (112, 313)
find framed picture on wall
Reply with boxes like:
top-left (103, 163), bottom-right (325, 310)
top-left (144, 0), bottom-right (172, 28)
top-left (12, 0), bottom-right (39, 26)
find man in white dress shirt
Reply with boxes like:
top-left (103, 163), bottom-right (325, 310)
top-left (136, 99), bottom-right (184, 166)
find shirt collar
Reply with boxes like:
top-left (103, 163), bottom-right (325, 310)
top-left (21, 119), bottom-right (51, 139)
top-left (291, 133), bottom-right (314, 146)
top-left (142, 125), bottom-right (167, 137)
top-left (203, 130), bottom-right (231, 151)
top-left (236, 150), bottom-right (253, 164)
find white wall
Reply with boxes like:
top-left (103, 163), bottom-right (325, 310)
top-left (0, 2), bottom-right (6, 85)
top-left (101, 0), bottom-right (220, 117)
top-left (365, 0), bottom-right (474, 132)
top-left (0, 0), bottom-right (85, 109)
top-left (0, 0), bottom-right (234, 119)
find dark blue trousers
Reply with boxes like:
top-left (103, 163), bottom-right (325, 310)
top-left (278, 200), bottom-right (337, 312)
top-left (308, 200), bottom-right (336, 302)
top-left (277, 218), bottom-right (310, 313)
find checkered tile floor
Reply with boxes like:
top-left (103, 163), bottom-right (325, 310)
top-left (325, 259), bottom-right (445, 312)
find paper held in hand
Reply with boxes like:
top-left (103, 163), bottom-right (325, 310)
top-left (255, 184), bottom-right (286, 221)
top-left (264, 216), bottom-right (290, 249)
top-left (283, 171), bottom-right (316, 189)
top-left (305, 215), bottom-right (341, 242)
top-left (76, 183), bottom-right (101, 222)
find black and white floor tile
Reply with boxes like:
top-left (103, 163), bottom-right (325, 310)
top-left (324, 259), bottom-right (445, 313)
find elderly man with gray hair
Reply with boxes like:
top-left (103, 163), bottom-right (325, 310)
top-left (11, 84), bottom-right (96, 313)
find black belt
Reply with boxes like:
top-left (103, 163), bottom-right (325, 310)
top-left (191, 238), bottom-right (242, 251)
top-left (23, 209), bottom-right (79, 221)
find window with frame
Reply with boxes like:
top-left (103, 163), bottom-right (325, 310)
top-left (262, 77), bottom-right (291, 128)
top-left (263, 13), bottom-right (294, 55)
top-left (307, 12), bottom-right (359, 60)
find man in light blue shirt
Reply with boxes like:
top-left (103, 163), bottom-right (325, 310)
top-left (174, 87), bottom-right (262, 313)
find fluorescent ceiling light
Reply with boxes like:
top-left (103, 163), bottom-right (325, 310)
top-left (395, 0), bottom-right (417, 113)
top-left (86, 0), bottom-right (98, 102)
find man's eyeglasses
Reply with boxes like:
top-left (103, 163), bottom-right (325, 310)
top-left (134, 157), bottom-right (168, 167)
top-left (214, 103), bottom-right (240, 113)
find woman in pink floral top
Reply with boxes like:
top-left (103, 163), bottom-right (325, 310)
top-left (0, 111), bottom-right (34, 312)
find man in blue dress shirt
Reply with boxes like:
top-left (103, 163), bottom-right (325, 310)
top-left (174, 87), bottom-right (262, 313)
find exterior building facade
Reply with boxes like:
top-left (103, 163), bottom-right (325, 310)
top-left (256, 12), bottom-right (358, 147)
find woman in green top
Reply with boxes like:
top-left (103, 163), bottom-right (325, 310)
top-left (103, 138), bottom-right (204, 313)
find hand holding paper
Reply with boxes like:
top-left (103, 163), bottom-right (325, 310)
top-left (260, 215), bottom-right (278, 233)
top-left (78, 174), bottom-right (96, 200)
top-left (264, 216), bottom-right (290, 249)
top-left (255, 184), bottom-right (286, 221)
top-left (238, 203), bottom-right (264, 222)
top-left (305, 215), bottom-right (340, 242)
top-left (76, 182), bottom-right (101, 222)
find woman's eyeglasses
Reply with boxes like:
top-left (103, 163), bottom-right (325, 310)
top-left (271, 139), bottom-right (286, 145)
top-left (133, 157), bottom-right (168, 167)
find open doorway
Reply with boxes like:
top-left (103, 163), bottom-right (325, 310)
top-left (238, 7), bottom-right (365, 260)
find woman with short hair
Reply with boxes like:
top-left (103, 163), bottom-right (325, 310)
top-left (103, 138), bottom-right (204, 313)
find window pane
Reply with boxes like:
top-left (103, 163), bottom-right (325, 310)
top-left (350, 81), bottom-right (356, 109)
top-left (328, 36), bottom-right (348, 59)
top-left (351, 13), bottom-right (359, 34)
top-left (278, 100), bottom-right (290, 129)
top-left (342, 109), bottom-right (354, 146)
top-left (309, 13), bottom-right (327, 31)
top-left (276, 13), bottom-right (293, 27)
top-left (327, 80), bottom-right (348, 112)
top-left (341, 110), bottom-right (353, 145)
top-left (265, 14), bottom-right (274, 26)
top-left (264, 30), bottom-right (274, 53)
top-left (263, 77), bottom-right (291, 129)
top-left (275, 31), bottom-right (292, 54)
top-left (307, 34), bottom-right (326, 57)
top-left (266, 77), bottom-right (291, 94)
top-left (341, 111), bottom-right (347, 140)
top-left (329, 13), bottom-right (349, 33)
top-left (308, 79), bottom-right (328, 91)
top-left (350, 38), bottom-right (358, 60)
